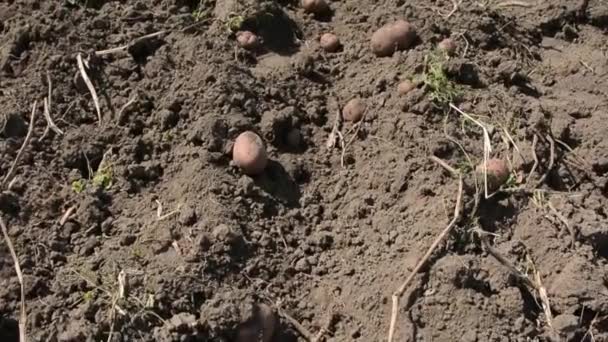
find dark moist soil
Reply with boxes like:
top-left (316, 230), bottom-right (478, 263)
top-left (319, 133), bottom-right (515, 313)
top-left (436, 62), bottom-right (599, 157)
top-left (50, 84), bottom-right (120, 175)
top-left (1, 0), bottom-right (608, 341)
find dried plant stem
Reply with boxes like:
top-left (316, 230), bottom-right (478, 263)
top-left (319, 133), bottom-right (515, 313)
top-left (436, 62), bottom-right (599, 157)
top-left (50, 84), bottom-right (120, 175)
top-left (278, 308), bottom-right (314, 341)
top-left (388, 176), bottom-right (463, 342)
top-left (449, 103), bottom-right (493, 198)
top-left (43, 97), bottom-right (63, 136)
top-left (76, 53), bottom-right (102, 125)
top-left (0, 216), bottom-right (27, 342)
top-left (480, 235), bottom-right (553, 327)
top-left (1, 102), bottom-right (37, 188)
top-left (429, 156), bottom-right (459, 176)
top-left (95, 31), bottom-right (166, 56)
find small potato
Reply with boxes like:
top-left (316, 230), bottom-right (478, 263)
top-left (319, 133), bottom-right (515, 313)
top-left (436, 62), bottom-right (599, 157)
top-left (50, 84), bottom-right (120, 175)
top-left (320, 33), bottom-right (341, 52)
top-left (397, 79), bottom-right (416, 95)
top-left (371, 20), bottom-right (417, 57)
top-left (476, 158), bottom-right (510, 190)
top-left (233, 131), bottom-right (268, 175)
top-left (342, 98), bottom-right (366, 122)
top-left (236, 31), bottom-right (260, 50)
top-left (438, 38), bottom-right (457, 56)
top-left (302, 0), bottom-right (329, 14)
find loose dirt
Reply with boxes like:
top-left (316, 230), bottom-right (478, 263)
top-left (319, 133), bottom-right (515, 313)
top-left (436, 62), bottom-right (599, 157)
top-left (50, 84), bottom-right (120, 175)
top-left (1, 0), bottom-right (607, 341)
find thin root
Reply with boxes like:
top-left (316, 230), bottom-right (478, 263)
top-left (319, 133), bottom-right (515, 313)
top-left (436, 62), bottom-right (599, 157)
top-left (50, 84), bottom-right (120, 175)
top-left (0, 215), bottom-right (27, 342)
top-left (1, 101), bottom-right (37, 188)
top-left (388, 176), bottom-right (463, 342)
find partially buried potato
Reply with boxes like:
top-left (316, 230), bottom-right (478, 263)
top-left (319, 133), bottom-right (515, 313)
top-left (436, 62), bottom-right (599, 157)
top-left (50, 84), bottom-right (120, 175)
top-left (302, 0), bottom-right (329, 14)
top-left (476, 158), bottom-right (510, 190)
top-left (342, 98), bottom-right (366, 122)
top-left (371, 20), bottom-right (417, 57)
top-left (320, 33), bottom-right (340, 52)
top-left (438, 38), bottom-right (457, 56)
top-left (397, 79), bottom-right (416, 95)
top-left (236, 31), bottom-right (260, 50)
top-left (233, 131), bottom-right (268, 175)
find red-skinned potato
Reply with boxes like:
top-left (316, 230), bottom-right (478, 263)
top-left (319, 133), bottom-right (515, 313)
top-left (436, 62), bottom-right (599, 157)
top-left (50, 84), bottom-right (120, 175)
top-left (371, 20), bottom-right (417, 57)
top-left (397, 79), bottom-right (416, 95)
top-left (236, 31), bottom-right (260, 50)
top-left (342, 98), bottom-right (366, 122)
top-left (233, 131), bottom-right (268, 175)
top-left (476, 158), bottom-right (510, 190)
top-left (438, 38), bottom-right (457, 56)
top-left (320, 33), bottom-right (340, 52)
top-left (302, 0), bottom-right (329, 14)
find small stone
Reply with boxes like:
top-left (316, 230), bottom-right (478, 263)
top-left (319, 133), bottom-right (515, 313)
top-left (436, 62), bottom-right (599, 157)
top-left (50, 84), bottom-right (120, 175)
top-left (120, 234), bottom-right (136, 246)
top-left (294, 258), bottom-right (311, 273)
top-left (168, 313), bottom-right (197, 332)
top-left (237, 176), bottom-right (255, 196)
top-left (212, 224), bottom-right (239, 245)
top-left (80, 237), bottom-right (99, 256)
top-left (552, 314), bottom-right (578, 335)
top-left (178, 206), bottom-right (197, 226)
top-left (460, 329), bottom-right (477, 342)
top-left (158, 109), bottom-right (179, 130)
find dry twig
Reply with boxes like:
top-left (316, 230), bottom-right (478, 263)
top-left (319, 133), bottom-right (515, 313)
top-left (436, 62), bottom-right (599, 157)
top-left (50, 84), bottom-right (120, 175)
top-left (450, 103), bottom-right (493, 198)
top-left (546, 201), bottom-right (576, 248)
top-left (95, 31), bottom-right (166, 56)
top-left (117, 96), bottom-right (137, 123)
top-left (526, 134), bottom-right (539, 186)
top-left (444, 0), bottom-right (463, 18)
top-left (387, 176), bottom-right (463, 342)
top-left (76, 53), bottom-right (102, 124)
top-left (480, 235), bottom-right (553, 327)
top-left (1, 102), bottom-right (37, 188)
top-left (0, 216), bottom-right (27, 342)
top-left (278, 307), bottom-right (314, 341)
top-left (429, 156), bottom-right (459, 176)
top-left (42, 97), bottom-right (63, 136)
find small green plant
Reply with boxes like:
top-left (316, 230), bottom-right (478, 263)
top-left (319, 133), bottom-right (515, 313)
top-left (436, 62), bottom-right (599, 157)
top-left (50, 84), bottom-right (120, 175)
top-left (131, 247), bottom-right (144, 259)
top-left (421, 51), bottom-right (461, 105)
top-left (225, 13), bottom-right (245, 33)
top-left (504, 173), bottom-right (518, 188)
top-left (82, 290), bottom-right (94, 302)
top-left (92, 166), bottom-right (113, 190)
top-left (162, 131), bottom-right (174, 143)
top-left (72, 179), bottom-right (86, 193)
top-left (455, 159), bottom-right (473, 174)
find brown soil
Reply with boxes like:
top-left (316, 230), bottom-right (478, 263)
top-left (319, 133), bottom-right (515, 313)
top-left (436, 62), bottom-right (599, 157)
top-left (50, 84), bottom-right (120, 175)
top-left (1, 0), bottom-right (608, 341)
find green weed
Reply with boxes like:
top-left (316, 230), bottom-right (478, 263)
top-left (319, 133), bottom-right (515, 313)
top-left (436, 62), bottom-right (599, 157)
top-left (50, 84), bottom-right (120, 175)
top-left (225, 13), bottom-right (245, 33)
top-left (92, 166), bottom-right (113, 190)
top-left (422, 51), bottom-right (461, 105)
top-left (72, 179), bottom-right (86, 193)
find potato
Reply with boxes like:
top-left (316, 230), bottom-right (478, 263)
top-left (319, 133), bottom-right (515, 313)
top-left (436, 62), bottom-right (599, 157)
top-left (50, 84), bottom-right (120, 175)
top-left (476, 158), bottom-right (510, 190)
top-left (438, 38), bottom-right (457, 56)
top-left (397, 79), bottom-right (416, 95)
top-left (236, 31), bottom-right (260, 50)
top-left (371, 20), bottom-right (417, 57)
top-left (302, 0), bottom-right (329, 14)
top-left (233, 131), bottom-right (268, 175)
top-left (342, 98), bottom-right (366, 122)
top-left (320, 33), bottom-right (340, 52)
